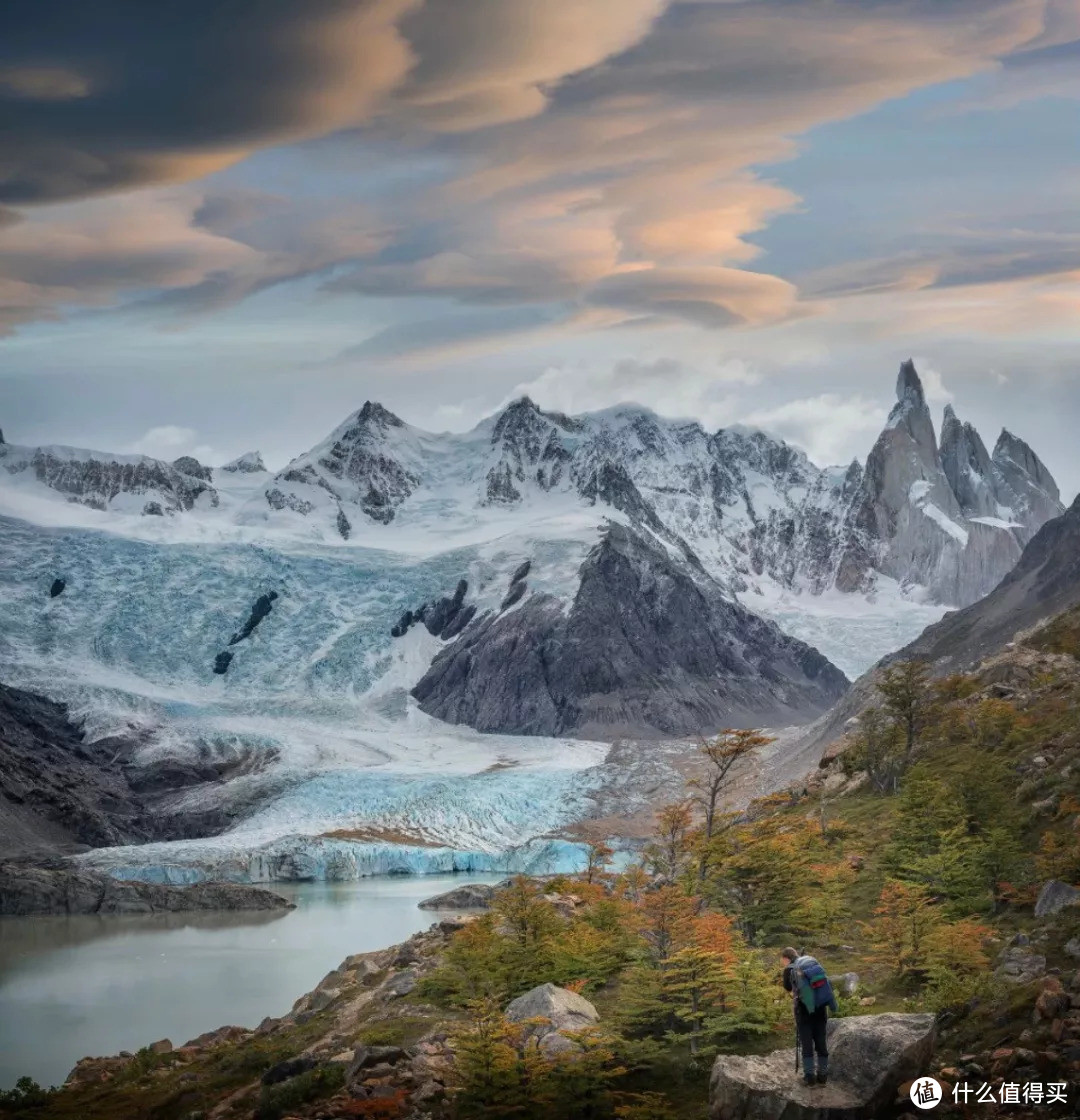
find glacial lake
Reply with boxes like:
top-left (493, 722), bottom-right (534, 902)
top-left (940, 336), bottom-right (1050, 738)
top-left (0, 873), bottom-right (505, 1090)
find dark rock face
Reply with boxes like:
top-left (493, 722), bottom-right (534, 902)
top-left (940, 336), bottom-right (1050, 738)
top-left (0, 445), bottom-right (220, 513)
top-left (709, 1012), bottom-right (936, 1120)
top-left (413, 523), bottom-right (848, 738)
top-left (804, 494), bottom-right (1080, 757)
top-left (0, 681), bottom-right (261, 857)
top-left (230, 591), bottom-right (278, 645)
top-left (0, 683), bottom-right (155, 853)
top-left (896, 493), bottom-right (1080, 673)
top-left (213, 651), bottom-right (234, 675)
top-left (261, 1056), bottom-right (318, 1085)
top-left (484, 397), bottom-right (577, 503)
top-left (500, 580), bottom-right (527, 611)
top-left (835, 363), bottom-right (1063, 605)
top-left (390, 580), bottom-right (475, 641)
top-left (49, 578), bottom-right (65, 597)
top-left (171, 455), bottom-right (213, 482)
top-left (0, 861), bottom-right (292, 916)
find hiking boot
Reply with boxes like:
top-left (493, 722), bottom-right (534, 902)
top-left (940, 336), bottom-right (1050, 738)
top-left (803, 1075), bottom-right (816, 1087)
top-left (816, 1072), bottom-right (829, 1086)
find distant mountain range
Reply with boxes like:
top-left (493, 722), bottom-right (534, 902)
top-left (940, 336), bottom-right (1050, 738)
top-left (2, 362), bottom-right (1061, 611)
top-left (0, 362), bottom-right (1072, 883)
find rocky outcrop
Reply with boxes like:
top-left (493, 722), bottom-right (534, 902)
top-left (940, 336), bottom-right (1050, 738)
top-left (263, 401), bottom-right (421, 532)
top-left (221, 450), bottom-right (266, 473)
top-left (412, 522), bottom-right (848, 738)
top-left (0, 681), bottom-right (156, 853)
top-left (0, 680), bottom-right (263, 860)
top-left (834, 362), bottom-right (1058, 606)
top-left (1034, 879), bottom-right (1080, 918)
top-left (229, 590), bottom-right (278, 645)
top-left (211, 590), bottom-right (280, 673)
top-left (171, 455), bottom-right (213, 482)
top-left (0, 441), bottom-right (218, 513)
top-left (390, 579), bottom-right (475, 641)
top-left (0, 860), bottom-right (292, 916)
top-left (418, 882), bottom-right (500, 910)
top-left (709, 1012), bottom-right (936, 1120)
top-left (49, 577), bottom-right (65, 597)
top-left (799, 494), bottom-right (1080, 760)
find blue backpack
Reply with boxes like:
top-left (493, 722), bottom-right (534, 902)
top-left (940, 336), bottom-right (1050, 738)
top-left (793, 955), bottom-right (836, 1013)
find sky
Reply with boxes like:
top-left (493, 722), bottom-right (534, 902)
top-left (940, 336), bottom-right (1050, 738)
top-left (1, 0), bottom-right (1078, 496)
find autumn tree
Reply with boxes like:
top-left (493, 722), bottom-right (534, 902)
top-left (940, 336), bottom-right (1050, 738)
top-left (877, 660), bottom-right (936, 769)
top-left (690, 729), bottom-right (774, 886)
top-left (664, 911), bottom-right (739, 1056)
top-left (792, 862), bottom-right (855, 947)
top-left (847, 704), bottom-right (905, 794)
top-left (863, 879), bottom-right (939, 977)
top-left (645, 801), bottom-right (695, 881)
top-left (581, 833), bottom-right (615, 884)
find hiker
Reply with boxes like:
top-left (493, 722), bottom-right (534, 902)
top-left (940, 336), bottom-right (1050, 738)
top-left (781, 947), bottom-right (838, 1087)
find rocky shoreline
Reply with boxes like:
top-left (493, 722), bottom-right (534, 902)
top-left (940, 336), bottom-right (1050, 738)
top-left (0, 859), bottom-right (293, 916)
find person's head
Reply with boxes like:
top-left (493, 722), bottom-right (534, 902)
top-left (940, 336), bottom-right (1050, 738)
top-left (781, 947), bottom-right (799, 965)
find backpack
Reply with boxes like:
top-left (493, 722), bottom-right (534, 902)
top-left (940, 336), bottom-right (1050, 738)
top-left (792, 955), bottom-right (835, 1013)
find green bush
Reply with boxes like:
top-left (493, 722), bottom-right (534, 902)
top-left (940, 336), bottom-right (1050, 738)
top-left (254, 1066), bottom-right (344, 1120)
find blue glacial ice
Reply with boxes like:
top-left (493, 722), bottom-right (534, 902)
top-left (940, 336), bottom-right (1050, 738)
top-left (1, 514), bottom-right (612, 882)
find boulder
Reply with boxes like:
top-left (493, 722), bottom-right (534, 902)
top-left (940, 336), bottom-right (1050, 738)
top-left (348, 1045), bottom-right (406, 1081)
top-left (997, 946), bottom-right (1046, 984)
top-left (505, 983), bottom-right (599, 1044)
top-left (840, 972), bottom-right (859, 997)
top-left (1034, 880), bottom-right (1080, 918)
top-left (1064, 938), bottom-right (1080, 961)
top-left (709, 1012), bottom-right (936, 1120)
top-left (262, 1056), bottom-right (317, 1085)
top-left (418, 883), bottom-right (498, 910)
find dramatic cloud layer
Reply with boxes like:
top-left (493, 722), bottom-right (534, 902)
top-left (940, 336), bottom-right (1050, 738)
top-left (2, 0), bottom-right (1079, 493)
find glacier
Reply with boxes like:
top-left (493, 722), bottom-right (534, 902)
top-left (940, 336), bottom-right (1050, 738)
top-left (2, 363), bottom-right (1061, 882)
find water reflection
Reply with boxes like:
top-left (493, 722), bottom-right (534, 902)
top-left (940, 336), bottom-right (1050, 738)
top-left (0, 873), bottom-right (503, 1090)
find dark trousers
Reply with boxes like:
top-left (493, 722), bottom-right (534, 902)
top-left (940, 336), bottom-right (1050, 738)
top-left (797, 1006), bottom-right (829, 1075)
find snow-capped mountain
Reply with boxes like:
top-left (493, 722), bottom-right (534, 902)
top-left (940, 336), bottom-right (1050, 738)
top-left (834, 361), bottom-right (1063, 605)
top-left (0, 434), bottom-right (218, 516)
top-left (0, 361), bottom-right (1065, 883)
top-left (244, 361), bottom-right (1059, 610)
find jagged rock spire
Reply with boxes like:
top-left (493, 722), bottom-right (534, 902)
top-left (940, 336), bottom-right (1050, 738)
top-left (896, 358), bottom-right (924, 405)
top-left (940, 403), bottom-right (996, 518)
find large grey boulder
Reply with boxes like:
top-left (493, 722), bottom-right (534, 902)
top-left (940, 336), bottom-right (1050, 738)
top-left (1034, 879), bottom-right (1080, 918)
top-left (709, 1012), bottom-right (936, 1120)
top-left (418, 883), bottom-right (498, 910)
top-left (505, 983), bottom-right (599, 1045)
